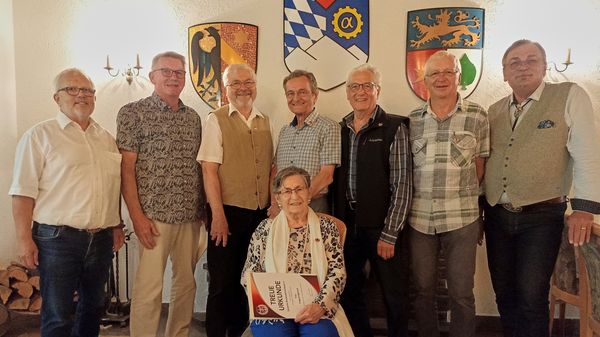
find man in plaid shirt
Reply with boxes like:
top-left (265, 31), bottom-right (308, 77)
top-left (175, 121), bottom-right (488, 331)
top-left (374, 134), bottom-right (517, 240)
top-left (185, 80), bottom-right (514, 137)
top-left (408, 51), bottom-right (489, 337)
top-left (270, 70), bottom-right (340, 215)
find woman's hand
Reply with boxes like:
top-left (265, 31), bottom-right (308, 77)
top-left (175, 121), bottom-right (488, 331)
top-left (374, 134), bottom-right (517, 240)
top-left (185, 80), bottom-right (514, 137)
top-left (294, 303), bottom-right (325, 324)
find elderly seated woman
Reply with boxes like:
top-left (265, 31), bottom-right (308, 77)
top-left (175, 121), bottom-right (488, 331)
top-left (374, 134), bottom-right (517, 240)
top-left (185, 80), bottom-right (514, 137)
top-left (241, 166), bottom-right (353, 337)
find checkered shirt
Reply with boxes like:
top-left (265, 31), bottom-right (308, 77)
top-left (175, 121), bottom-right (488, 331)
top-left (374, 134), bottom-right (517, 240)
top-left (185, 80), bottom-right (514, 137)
top-left (276, 111), bottom-right (341, 193)
top-left (409, 97), bottom-right (490, 234)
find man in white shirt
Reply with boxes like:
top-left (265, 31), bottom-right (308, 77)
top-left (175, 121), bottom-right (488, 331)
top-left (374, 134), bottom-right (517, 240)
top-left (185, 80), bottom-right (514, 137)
top-left (484, 39), bottom-right (600, 337)
top-left (10, 68), bottom-right (124, 337)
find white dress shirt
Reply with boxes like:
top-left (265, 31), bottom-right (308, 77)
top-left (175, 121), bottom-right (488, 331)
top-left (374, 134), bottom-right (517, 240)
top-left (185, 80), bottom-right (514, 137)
top-left (9, 112), bottom-right (122, 229)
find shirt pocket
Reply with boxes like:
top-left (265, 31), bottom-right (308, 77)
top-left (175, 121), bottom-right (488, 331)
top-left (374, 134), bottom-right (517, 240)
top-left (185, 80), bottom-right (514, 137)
top-left (411, 138), bottom-right (428, 167)
top-left (450, 131), bottom-right (477, 167)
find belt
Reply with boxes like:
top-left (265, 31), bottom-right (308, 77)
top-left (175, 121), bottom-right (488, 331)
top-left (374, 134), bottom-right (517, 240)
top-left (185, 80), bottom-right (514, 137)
top-left (348, 200), bottom-right (357, 210)
top-left (499, 196), bottom-right (567, 213)
top-left (34, 222), bottom-right (108, 234)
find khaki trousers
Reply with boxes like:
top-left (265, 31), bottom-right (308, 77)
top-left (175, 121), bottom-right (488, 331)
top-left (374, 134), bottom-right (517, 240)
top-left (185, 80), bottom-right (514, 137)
top-left (130, 220), bottom-right (201, 337)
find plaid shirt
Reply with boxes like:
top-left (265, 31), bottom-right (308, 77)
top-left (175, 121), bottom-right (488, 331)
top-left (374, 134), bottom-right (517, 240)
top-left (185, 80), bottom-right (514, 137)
top-left (344, 107), bottom-right (412, 243)
top-left (276, 111), bottom-right (341, 193)
top-left (409, 97), bottom-right (489, 234)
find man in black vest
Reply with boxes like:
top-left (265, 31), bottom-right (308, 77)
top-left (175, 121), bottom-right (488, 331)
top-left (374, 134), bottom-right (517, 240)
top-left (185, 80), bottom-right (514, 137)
top-left (333, 64), bottom-right (412, 337)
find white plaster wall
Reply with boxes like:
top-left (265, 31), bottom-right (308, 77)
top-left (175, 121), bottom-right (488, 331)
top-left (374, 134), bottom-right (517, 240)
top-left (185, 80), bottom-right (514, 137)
top-left (4, 0), bottom-right (600, 316)
top-left (0, 0), bottom-right (18, 269)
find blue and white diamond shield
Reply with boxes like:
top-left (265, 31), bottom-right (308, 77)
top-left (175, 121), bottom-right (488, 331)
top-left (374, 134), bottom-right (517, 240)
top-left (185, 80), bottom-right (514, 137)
top-left (284, 0), bottom-right (369, 91)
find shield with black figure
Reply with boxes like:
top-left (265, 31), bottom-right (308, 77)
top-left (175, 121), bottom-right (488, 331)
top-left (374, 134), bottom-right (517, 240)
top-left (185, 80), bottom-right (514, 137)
top-left (284, 0), bottom-right (369, 91)
top-left (189, 22), bottom-right (258, 109)
top-left (406, 7), bottom-right (484, 101)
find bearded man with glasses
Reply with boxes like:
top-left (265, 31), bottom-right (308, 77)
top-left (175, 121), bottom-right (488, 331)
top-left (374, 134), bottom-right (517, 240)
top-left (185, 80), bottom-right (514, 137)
top-left (332, 63), bottom-right (412, 337)
top-left (117, 51), bottom-right (205, 337)
top-left (10, 68), bottom-right (124, 337)
top-left (484, 39), bottom-right (600, 337)
top-left (198, 63), bottom-right (273, 337)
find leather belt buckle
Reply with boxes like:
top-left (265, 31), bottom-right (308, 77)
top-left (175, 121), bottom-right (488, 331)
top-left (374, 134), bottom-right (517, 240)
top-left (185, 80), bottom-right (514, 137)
top-left (348, 201), bottom-right (357, 210)
top-left (501, 203), bottom-right (523, 213)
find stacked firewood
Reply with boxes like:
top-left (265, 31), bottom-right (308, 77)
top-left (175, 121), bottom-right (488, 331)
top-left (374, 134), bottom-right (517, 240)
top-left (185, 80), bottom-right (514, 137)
top-left (0, 262), bottom-right (42, 313)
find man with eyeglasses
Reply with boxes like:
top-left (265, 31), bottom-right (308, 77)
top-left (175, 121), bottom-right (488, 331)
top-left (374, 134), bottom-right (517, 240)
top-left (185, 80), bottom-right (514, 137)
top-left (484, 39), bottom-right (600, 337)
top-left (10, 68), bottom-right (124, 336)
top-left (332, 64), bottom-right (412, 337)
top-left (117, 51), bottom-right (205, 337)
top-left (270, 70), bottom-right (340, 216)
top-left (198, 63), bottom-right (273, 337)
top-left (407, 50), bottom-right (489, 337)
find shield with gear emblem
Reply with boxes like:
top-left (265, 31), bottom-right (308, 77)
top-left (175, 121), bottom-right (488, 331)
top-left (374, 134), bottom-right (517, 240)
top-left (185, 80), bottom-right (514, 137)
top-left (284, 0), bottom-right (369, 91)
top-left (188, 22), bottom-right (258, 109)
top-left (406, 7), bottom-right (484, 101)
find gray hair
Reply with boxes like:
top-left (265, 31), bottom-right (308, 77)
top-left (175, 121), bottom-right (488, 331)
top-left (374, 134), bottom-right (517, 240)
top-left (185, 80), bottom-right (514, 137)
top-left (272, 166), bottom-right (311, 193)
top-left (222, 64), bottom-right (256, 86)
top-left (424, 50), bottom-right (461, 75)
top-left (53, 68), bottom-right (94, 93)
top-left (345, 63), bottom-right (382, 86)
top-left (151, 51), bottom-right (186, 70)
top-left (283, 70), bottom-right (318, 94)
top-left (502, 39), bottom-right (547, 66)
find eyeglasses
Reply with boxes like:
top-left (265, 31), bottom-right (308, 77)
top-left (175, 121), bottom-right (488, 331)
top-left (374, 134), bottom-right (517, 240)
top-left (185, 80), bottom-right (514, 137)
top-left (425, 70), bottom-right (458, 78)
top-left (504, 59), bottom-right (541, 71)
top-left (347, 82), bottom-right (378, 92)
top-left (226, 80), bottom-right (256, 89)
top-left (285, 89), bottom-right (312, 99)
top-left (57, 86), bottom-right (96, 96)
top-left (152, 68), bottom-right (186, 79)
top-left (278, 186), bottom-right (307, 198)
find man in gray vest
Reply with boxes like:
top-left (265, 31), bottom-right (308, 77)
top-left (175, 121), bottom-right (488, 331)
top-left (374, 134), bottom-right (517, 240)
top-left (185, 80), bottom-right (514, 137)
top-left (484, 39), bottom-right (600, 337)
top-left (408, 51), bottom-right (489, 337)
top-left (198, 64), bottom-right (273, 337)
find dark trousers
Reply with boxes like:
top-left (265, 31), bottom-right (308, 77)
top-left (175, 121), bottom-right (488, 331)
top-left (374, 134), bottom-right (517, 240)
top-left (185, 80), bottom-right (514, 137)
top-left (409, 220), bottom-right (480, 337)
top-left (340, 208), bottom-right (410, 337)
top-left (484, 202), bottom-right (566, 337)
top-left (205, 205), bottom-right (267, 337)
top-left (33, 223), bottom-right (113, 337)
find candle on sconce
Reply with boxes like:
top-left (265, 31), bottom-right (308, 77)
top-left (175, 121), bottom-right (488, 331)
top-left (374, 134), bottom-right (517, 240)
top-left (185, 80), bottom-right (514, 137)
top-left (565, 48), bottom-right (571, 64)
top-left (105, 55), bottom-right (111, 69)
top-left (136, 54), bottom-right (141, 68)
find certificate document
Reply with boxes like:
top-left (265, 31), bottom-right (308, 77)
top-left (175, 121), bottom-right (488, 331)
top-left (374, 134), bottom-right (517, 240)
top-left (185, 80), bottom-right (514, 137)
top-left (247, 272), bottom-right (320, 319)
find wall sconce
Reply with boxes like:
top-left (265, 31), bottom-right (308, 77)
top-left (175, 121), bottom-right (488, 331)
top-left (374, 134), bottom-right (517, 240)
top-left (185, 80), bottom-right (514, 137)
top-left (104, 54), bottom-right (143, 85)
top-left (549, 48), bottom-right (573, 73)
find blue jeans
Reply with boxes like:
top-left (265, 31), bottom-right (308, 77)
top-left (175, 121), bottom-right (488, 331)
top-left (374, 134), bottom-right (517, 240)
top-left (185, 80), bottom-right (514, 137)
top-left (33, 222), bottom-right (113, 337)
top-left (484, 202), bottom-right (566, 337)
top-left (409, 220), bottom-right (480, 337)
top-left (250, 319), bottom-right (339, 337)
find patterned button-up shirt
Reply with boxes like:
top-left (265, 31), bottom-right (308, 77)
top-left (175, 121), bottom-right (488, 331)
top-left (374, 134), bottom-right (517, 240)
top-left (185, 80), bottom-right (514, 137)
top-left (117, 93), bottom-right (204, 224)
top-left (275, 110), bottom-right (340, 193)
top-left (409, 97), bottom-right (489, 234)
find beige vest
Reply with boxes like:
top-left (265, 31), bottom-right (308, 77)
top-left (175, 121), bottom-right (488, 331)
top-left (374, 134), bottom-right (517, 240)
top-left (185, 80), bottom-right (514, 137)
top-left (485, 82), bottom-right (573, 207)
top-left (213, 105), bottom-right (273, 210)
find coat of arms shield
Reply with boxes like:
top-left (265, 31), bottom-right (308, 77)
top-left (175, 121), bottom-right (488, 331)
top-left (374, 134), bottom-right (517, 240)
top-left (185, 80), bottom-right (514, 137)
top-left (284, 0), bottom-right (369, 91)
top-left (188, 22), bottom-right (258, 109)
top-left (406, 8), bottom-right (484, 101)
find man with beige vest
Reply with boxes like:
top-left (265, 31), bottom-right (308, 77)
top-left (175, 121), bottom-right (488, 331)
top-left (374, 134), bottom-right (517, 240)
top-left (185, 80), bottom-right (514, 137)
top-left (484, 39), bottom-right (600, 337)
top-left (198, 63), bottom-right (273, 337)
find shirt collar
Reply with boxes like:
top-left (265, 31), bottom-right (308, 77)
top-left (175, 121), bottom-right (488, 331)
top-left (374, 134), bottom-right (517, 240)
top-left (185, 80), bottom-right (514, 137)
top-left (150, 92), bottom-right (185, 112)
top-left (420, 93), bottom-right (463, 118)
top-left (290, 109), bottom-right (318, 127)
top-left (343, 105), bottom-right (381, 129)
top-left (56, 111), bottom-right (98, 130)
top-left (228, 104), bottom-right (264, 119)
top-left (508, 81), bottom-right (545, 107)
